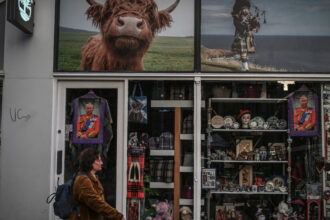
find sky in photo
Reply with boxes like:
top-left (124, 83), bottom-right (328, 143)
top-left (202, 0), bottom-right (330, 36)
top-left (60, 0), bottom-right (194, 37)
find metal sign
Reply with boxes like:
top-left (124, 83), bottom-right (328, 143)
top-left (7, 0), bottom-right (35, 34)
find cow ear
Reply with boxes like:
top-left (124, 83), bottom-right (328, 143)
top-left (157, 11), bottom-right (173, 29)
top-left (86, 4), bottom-right (104, 27)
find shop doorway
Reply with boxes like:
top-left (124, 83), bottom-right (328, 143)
top-left (52, 81), bottom-right (126, 218)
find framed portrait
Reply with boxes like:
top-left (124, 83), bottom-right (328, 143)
top-left (239, 166), bottom-right (252, 186)
top-left (54, 0), bottom-right (194, 72)
top-left (201, 0), bottom-right (330, 73)
top-left (236, 139), bottom-right (253, 157)
top-left (72, 92), bottom-right (105, 144)
top-left (288, 85), bottom-right (319, 136)
top-left (201, 168), bottom-right (217, 189)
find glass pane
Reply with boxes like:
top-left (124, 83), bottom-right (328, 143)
top-left (64, 88), bottom-right (118, 207)
top-left (126, 80), bottom-right (194, 219)
top-left (201, 81), bottom-right (323, 219)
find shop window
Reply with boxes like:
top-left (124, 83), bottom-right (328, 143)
top-left (126, 80), bottom-right (195, 220)
top-left (64, 89), bottom-right (118, 207)
top-left (201, 81), bottom-right (324, 219)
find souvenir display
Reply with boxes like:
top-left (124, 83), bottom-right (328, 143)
top-left (223, 116), bottom-right (236, 129)
top-left (265, 181), bottom-right (275, 192)
top-left (239, 166), bottom-right (253, 186)
top-left (233, 122), bottom-right (240, 129)
top-left (271, 176), bottom-right (285, 190)
top-left (266, 116), bottom-right (279, 129)
top-left (253, 116), bottom-right (265, 129)
top-left (238, 109), bottom-right (251, 129)
top-left (211, 115), bottom-right (224, 128)
top-left (248, 118), bottom-right (258, 129)
top-left (276, 119), bottom-right (287, 129)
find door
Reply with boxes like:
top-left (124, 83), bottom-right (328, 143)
top-left (52, 81), bottom-right (126, 219)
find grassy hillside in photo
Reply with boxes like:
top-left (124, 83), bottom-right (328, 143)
top-left (56, 28), bottom-right (194, 71)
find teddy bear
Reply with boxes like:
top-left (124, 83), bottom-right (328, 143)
top-left (179, 206), bottom-right (193, 220)
top-left (153, 200), bottom-right (173, 220)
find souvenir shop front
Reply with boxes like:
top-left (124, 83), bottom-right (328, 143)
top-left (2, 0), bottom-right (330, 219)
top-left (50, 0), bottom-right (330, 218)
top-left (55, 79), bottom-right (330, 220)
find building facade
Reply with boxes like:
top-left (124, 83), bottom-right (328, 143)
top-left (1, 0), bottom-right (330, 219)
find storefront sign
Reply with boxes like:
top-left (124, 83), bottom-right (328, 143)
top-left (7, 0), bottom-right (35, 34)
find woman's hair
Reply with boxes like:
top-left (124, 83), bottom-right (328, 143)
top-left (79, 148), bottom-right (101, 172)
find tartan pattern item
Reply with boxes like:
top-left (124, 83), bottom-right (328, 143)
top-left (182, 114), bottom-right (193, 134)
top-left (155, 159), bottom-right (164, 182)
top-left (151, 159), bottom-right (174, 183)
top-left (164, 160), bottom-right (174, 183)
top-left (148, 137), bottom-right (159, 150)
top-left (127, 132), bottom-right (147, 199)
top-left (159, 132), bottom-right (174, 150)
top-left (232, 37), bottom-right (248, 54)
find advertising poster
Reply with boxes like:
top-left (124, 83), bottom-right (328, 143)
top-left (55, 0), bottom-right (194, 72)
top-left (201, 0), bottom-right (330, 72)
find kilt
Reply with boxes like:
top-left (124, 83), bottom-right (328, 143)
top-left (232, 35), bottom-right (255, 54)
top-left (232, 36), bottom-right (247, 54)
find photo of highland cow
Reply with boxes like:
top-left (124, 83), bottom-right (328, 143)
top-left (56, 0), bottom-right (194, 72)
top-left (201, 0), bottom-right (330, 73)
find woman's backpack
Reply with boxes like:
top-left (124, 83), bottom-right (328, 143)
top-left (46, 173), bottom-right (87, 219)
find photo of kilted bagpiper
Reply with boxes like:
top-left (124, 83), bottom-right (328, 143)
top-left (231, 0), bottom-right (262, 72)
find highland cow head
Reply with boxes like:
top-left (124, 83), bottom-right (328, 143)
top-left (85, 0), bottom-right (180, 57)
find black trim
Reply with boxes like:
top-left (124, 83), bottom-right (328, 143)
top-left (194, 0), bottom-right (201, 72)
top-left (53, 0), bottom-right (60, 72)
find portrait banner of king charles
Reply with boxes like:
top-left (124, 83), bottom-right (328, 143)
top-left (72, 91), bottom-right (106, 144)
top-left (289, 85), bottom-right (319, 137)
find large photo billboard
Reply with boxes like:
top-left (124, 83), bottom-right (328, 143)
top-left (55, 0), bottom-right (194, 72)
top-left (201, 0), bottom-right (330, 73)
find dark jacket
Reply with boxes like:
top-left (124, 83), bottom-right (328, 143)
top-left (69, 172), bottom-right (123, 220)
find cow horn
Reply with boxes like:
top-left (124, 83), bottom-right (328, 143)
top-left (87, 0), bottom-right (97, 5)
top-left (164, 0), bottom-right (180, 13)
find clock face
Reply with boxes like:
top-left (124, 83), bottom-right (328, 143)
top-left (211, 115), bottom-right (224, 128)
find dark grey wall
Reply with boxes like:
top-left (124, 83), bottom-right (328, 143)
top-left (0, 2), bottom-right (5, 71)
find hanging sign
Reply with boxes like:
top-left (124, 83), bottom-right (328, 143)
top-left (7, 0), bottom-right (35, 34)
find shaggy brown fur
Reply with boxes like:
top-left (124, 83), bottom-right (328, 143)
top-left (81, 0), bottom-right (179, 71)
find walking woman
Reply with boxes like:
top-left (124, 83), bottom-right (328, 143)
top-left (70, 148), bottom-right (125, 220)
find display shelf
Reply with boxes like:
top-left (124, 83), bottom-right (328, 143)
top-left (180, 133), bottom-right (205, 140)
top-left (212, 129), bottom-right (288, 133)
top-left (150, 150), bottom-right (174, 156)
top-left (180, 198), bottom-right (205, 206)
top-left (180, 166), bottom-right (193, 172)
top-left (150, 182), bottom-right (174, 189)
top-left (209, 98), bottom-right (287, 103)
top-left (151, 100), bottom-right (205, 108)
top-left (210, 191), bottom-right (288, 195)
top-left (210, 160), bottom-right (288, 164)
